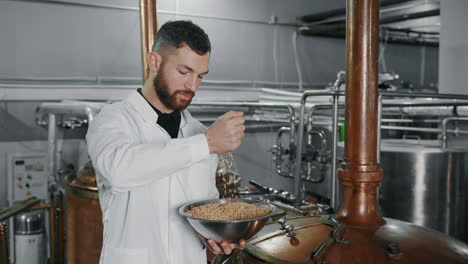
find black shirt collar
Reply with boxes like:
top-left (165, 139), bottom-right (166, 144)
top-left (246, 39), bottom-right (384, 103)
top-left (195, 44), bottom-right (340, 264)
top-left (137, 89), bottom-right (181, 138)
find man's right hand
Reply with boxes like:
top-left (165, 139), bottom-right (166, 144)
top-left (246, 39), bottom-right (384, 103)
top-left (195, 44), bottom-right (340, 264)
top-left (205, 112), bottom-right (245, 154)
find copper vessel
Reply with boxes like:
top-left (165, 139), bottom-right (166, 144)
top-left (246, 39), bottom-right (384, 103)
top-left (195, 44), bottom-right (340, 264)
top-left (65, 162), bottom-right (103, 264)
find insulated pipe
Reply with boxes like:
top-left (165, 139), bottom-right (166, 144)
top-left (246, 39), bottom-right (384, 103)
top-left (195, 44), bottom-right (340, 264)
top-left (48, 113), bottom-right (58, 187)
top-left (337, 0), bottom-right (384, 226)
top-left (36, 102), bottom-right (103, 126)
top-left (192, 102), bottom-right (296, 154)
top-left (139, 0), bottom-right (157, 82)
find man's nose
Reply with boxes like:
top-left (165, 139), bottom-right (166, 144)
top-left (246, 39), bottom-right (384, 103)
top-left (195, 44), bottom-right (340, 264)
top-left (185, 75), bottom-right (200, 91)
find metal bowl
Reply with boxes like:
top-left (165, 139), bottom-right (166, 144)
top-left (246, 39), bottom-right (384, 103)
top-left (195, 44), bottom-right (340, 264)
top-left (179, 198), bottom-right (279, 242)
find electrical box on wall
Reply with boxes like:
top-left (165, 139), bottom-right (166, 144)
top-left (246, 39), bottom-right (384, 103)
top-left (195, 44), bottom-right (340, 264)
top-left (7, 153), bottom-right (48, 203)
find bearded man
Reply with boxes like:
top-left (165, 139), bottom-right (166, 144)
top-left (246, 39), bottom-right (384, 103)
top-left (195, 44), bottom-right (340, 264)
top-left (86, 20), bottom-right (246, 264)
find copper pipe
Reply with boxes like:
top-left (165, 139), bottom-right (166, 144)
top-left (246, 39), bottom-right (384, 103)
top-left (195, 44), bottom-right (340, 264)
top-left (0, 223), bottom-right (8, 264)
top-left (139, 0), bottom-right (158, 82)
top-left (56, 191), bottom-right (65, 264)
top-left (27, 204), bottom-right (53, 211)
top-left (0, 197), bottom-right (41, 222)
top-left (336, 0), bottom-right (384, 226)
top-left (49, 204), bottom-right (56, 264)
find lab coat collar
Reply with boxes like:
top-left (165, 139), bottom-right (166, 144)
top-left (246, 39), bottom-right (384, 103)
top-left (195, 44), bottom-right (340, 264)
top-left (126, 90), bottom-right (190, 128)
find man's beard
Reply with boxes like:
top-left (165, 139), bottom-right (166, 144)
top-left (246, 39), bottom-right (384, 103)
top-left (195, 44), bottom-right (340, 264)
top-left (153, 70), bottom-right (195, 111)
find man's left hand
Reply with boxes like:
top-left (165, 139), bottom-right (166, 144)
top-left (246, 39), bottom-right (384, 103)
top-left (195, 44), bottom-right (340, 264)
top-left (197, 234), bottom-right (247, 255)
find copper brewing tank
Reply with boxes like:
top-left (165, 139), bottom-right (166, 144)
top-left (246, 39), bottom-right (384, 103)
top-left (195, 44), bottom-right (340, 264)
top-left (64, 162), bottom-right (103, 264)
top-left (208, 0), bottom-right (468, 263)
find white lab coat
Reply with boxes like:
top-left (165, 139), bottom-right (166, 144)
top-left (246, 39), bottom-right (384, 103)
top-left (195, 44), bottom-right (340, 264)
top-left (86, 90), bottom-right (219, 264)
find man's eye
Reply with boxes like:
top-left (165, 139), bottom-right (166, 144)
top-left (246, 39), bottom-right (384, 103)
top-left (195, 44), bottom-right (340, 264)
top-left (198, 75), bottom-right (205, 79)
top-left (179, 70), bottom-right (188, 75)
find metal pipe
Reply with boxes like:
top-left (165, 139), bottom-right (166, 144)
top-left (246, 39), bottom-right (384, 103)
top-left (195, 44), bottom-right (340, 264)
top-left (139, 0), bottom-right (157, 82)
top-left (275, 127), bottom-right (293, 178)
top-left (48, 113), bottom-right (58, 188)
top-left (0, 223), bottom-right (8, 264)
top-left (330, 72), bottom-right (345, 209)
top-left (377, 94), bottom-right (382, 163)
top-left (303, 74), bottom-right (344, 209)
top-left (331, 94), bottom-right (339, 210)
top-left (380, 118), bottom-right (441, 123)
top-left (341, 122), bottom-right (468, 135)
top-left (294, 90), bottom-right (341, 205)
top-left (305, 130), bottom-right (327, 183)
top-left (441, 117), bottom-right (468, 149)
top-left (379, 125), bottom-right (468, 135)
top-left (381, 91), bottom-right (468, 100)
top-left (288, 105), bottom-right (296, 168)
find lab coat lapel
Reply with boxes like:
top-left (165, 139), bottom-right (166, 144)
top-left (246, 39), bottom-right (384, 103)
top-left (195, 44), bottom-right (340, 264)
top-left (125, 90), bottom-right (159, 124)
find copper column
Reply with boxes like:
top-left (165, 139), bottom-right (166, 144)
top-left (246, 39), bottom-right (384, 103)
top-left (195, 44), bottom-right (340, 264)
top-left (0, 223), bottom-right (8, 264)
top-left (139, 0), bottom-right (158, 82)
top-left (336, 0), bottom-right (384, 227)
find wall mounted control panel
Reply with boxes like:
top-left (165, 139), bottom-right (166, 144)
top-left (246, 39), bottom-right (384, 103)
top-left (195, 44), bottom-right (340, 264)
top-left (7, 153), bottom-right (48, 202)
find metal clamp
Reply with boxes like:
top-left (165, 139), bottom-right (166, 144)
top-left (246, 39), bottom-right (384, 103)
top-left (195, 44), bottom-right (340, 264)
top-left (285, 224), bottom-right (296, 238)
top-left (277, 218), bottom-right (287, 230)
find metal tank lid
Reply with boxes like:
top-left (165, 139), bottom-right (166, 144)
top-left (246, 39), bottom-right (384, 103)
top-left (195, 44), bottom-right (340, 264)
top-left (64, 160), bottom-right (99, 200)
top-left (15, 211), bottom-right (44, 235)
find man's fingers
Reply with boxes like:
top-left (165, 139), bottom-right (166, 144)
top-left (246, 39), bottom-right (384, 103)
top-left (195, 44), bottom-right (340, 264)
top-left (220, 241), bottom-right (232, 255)
top-left (231, 125), bottom-right (245, 134)
top-left (239, 239), bottom-right (247, 249)
top-left (230, 116), bottom-right (245, 126)
top-left (207, 239), bottom-right (223, 254)
top-left (224, 111), bottom-right (244, 119)
top-left (229, 239), bottom-right (246, 250)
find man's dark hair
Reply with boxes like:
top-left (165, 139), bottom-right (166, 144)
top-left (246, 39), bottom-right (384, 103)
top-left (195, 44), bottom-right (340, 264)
top-left (152, 20), bottom-right (211, 55)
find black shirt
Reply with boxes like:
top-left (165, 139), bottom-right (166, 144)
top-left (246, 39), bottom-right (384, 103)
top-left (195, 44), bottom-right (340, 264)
top-left (137, 89), bottom-right (181, 139)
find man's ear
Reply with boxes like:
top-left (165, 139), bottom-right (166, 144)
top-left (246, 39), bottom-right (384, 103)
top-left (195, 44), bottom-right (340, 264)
top-left (146, 51), bottom-right (162, 73)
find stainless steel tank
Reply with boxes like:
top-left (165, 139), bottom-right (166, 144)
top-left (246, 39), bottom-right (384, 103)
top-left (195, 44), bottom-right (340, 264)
top-left (378, 139), bottom-right (468, 243)
top-left (14, 211), bottom-right (45, 264)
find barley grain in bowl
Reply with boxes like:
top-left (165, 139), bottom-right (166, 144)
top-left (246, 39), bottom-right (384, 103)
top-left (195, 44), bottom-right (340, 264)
top-left (179, 198), bottom-right (279, 242)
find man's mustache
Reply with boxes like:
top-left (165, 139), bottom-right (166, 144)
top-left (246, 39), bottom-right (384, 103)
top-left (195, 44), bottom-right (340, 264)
top-left (175, 90), bottom-right (195, 98)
